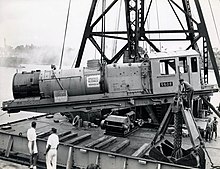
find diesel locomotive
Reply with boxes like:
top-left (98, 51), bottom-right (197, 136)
top-left (6, 49), bottom-right (215, 124)
top-left (13, 50), bottom-right (202, 99)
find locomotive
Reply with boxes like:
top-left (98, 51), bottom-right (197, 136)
top-left (8, 49), bottom-right (213, 124)
top-left (13, 50), bottom-right (202, 99)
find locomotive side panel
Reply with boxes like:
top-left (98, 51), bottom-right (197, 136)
top-left (105, 63), bottom-right (151, 93)
top-left (83, 68), bottom-right (102, 95)
top-left (39, 68), bottom-right (102, 98)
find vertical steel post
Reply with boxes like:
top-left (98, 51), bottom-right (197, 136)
top-left (66, 146), bottom-right (73, 169)
top-left (194, 0), bottom-right (220, 87)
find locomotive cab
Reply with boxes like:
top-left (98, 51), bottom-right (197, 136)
top-left (149, 50), bottom-right (201, 94)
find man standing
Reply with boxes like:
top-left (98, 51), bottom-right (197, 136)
top-left (27, 121), bottom-right (38, 169)
top-left (212, 117), bottom-right (218, 140)
top-left (179, 79), bottom-right (194, 109)
top-left (45, 128), bottom-right (59, 169)
top-left (205, 118), bottom-right (212, 142)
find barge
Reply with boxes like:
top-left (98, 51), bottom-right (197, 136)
top-left (1, 0), bottom-right (220, 168)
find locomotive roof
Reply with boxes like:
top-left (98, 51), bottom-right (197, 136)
top-left (148, 50), bottom-right (199, 60)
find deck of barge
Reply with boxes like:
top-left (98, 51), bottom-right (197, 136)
top-left (0, 113), bottom-right (219, 169)
top-left (0, 113), bottom-right (192, 155)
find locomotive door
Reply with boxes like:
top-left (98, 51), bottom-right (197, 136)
top-left (178, 56), bottom-right (201, 91)
top-left (188, 56), bottom-right (201, 90)
top-left (178, 56), bottom-right (190, 83)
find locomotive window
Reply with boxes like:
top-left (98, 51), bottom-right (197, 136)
top-left (191, 57), bottom-right (198, 72)
top-left (160, 59), bottom-right (176, 75)
top-left (179, 57), bottom-right (188, 73)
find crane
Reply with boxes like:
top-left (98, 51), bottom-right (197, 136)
top-left (75, 0), bottom-right (220, 88)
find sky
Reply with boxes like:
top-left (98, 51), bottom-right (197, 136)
top-left (0, 0), bottom-right (220, 51)
top-left (0, 0), bottom-right (91, 48)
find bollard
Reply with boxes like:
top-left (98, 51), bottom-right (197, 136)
top-left (66, 146), bottom-right (73, 169)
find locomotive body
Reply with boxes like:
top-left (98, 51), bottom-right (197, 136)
top-left (12, 50), bottom-right (202, 100)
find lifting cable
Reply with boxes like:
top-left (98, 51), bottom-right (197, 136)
top-left (155, 0), bottom-right (162, 50)
top-left (145, 1), bottom-right (151, 53)
top-left (101, 0), bottom-right (106, 64)
top-left (111, 0), bottom-right (122, 58)
top-left (94, 0), bottom-right (101, 60)
top-left (59, 0), bottom-right (72, 69)
top-left (208, 0), bottom-right (220, 46)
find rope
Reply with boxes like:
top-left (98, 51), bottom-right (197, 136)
top-left (59, 0), bottom-right (72, 69)
top-left (208, 0), bottom-right (220, 46)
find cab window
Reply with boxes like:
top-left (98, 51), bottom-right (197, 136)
top-left (160, 59), bottom-right (176, 75)
top-left (191, 57), bottom-right (198, 72)
top-left (179, 57), bottom-right (188, 73)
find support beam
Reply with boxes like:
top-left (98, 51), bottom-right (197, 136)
top-left (111, 140), bottom-right (130, 153)
top-left (60, 133), bottom-right (78, 142)
top-left (58, 131), bottom-right (72, 138)
top-left (94, 137), bottom-right (117, 150)
top-left (85, 136), bottom-right (109, 148)
top-left (200, 96), bottom-right (220, 118)
top-left (68, 133), bottom-right (91, 145)
top-left (5, 135), bottom-right (13, 157)
top-left (132, 143), bottom-right (150, 157)
top-left (37, 130), bottom-right (52, 138)
top-left (194, 0), bottom-right (220, 87)
top-left (144, 106), bottom-right (159, 124)
top-left (75, 0), bottom-right (98, 68)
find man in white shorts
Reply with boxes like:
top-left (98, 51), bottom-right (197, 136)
top-left (45, 128), bottom-right (59, 169)
top-left (27, 121), bottom-right (38, 169)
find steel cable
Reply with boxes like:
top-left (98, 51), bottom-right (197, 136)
top-left (59, 0), bottom-right (72, 69)
top-left (208, 0), bottom-right (220, 46)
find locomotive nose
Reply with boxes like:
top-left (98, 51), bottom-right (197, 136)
top-left (13, 71), bottom-right (41, 99)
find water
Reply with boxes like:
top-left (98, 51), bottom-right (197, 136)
top-left (0, 65), bottom-right (220, 125)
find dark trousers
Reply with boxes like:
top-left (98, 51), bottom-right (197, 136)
top-left (187, 90), bottom-right (194, 108)
top-left (205, 129), bottom-right (211, 141)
